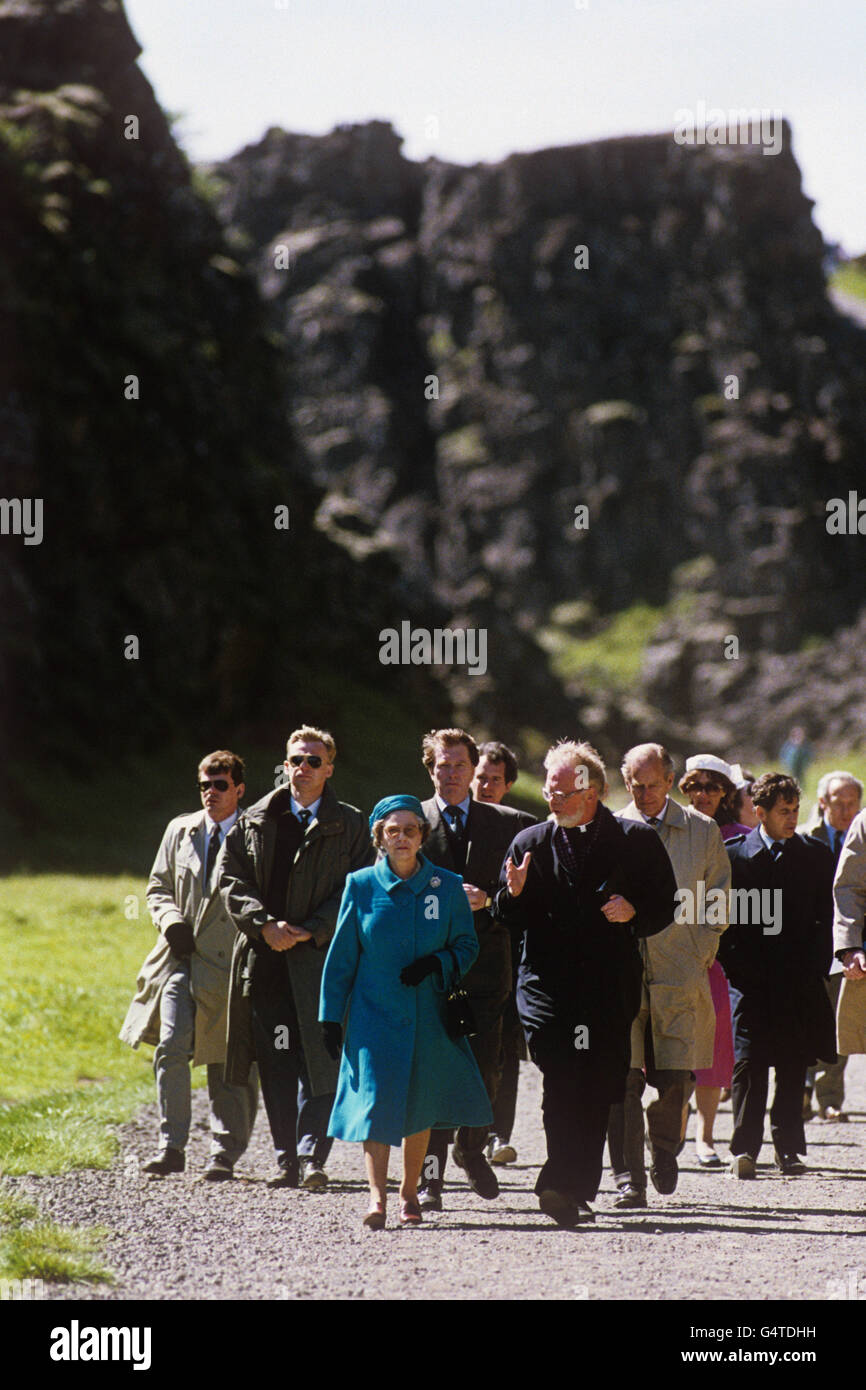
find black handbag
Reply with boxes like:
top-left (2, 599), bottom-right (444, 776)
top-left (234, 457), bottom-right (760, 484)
top-left (444, 948), bottom-right (477, 1038)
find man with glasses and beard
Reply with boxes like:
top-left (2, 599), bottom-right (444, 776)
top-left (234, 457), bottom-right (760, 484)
top-left (495, 740), bottom-right (676, 1227)
top-left (121, 751), bottom-right (259, 1180)
top-left (221, 726), bottom-right (372, 1190)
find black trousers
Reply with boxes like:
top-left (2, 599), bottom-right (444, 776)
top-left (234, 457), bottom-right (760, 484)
top-left (730, 1055), bottom-right (807, 1159)
top-left (492, 994), bottom-right (522, 1143)
top-left (425, 1015), bottom-right (502, 1181)
top-left (532, 1039), bottom-right (619, 1203)
top-left (250, 949), bottom-right (333, 1171)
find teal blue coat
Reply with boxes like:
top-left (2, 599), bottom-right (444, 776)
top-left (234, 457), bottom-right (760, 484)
top-left (319, 854), bottom-right (493, 1145)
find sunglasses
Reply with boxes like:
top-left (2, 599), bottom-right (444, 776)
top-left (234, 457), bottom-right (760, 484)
top-left (198, 778), bottom-right (230, 792)
top-left (287, 754), bottom-right (323, 768)
top-left (689, 780), bottom-right (723, 793)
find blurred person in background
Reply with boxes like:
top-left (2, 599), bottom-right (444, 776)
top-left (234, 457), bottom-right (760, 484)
top-left (472, 739), bottom-right (537, 1168)
top-left (676, 755), bottom-right (746, 1164)
top-left (801, 772), bottom-right (863, 1121)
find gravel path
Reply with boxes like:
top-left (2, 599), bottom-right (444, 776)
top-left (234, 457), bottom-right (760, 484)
top-left (11, 1056), bottom-right (866, 1301)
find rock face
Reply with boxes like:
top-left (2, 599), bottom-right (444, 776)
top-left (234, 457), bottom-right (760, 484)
top-left (214, 118), bottom-right (866, 759)
top-left (0, 1), bottom-right (446, 776)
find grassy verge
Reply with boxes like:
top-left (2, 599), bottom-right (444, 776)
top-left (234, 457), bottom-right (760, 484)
top-left (0, 1184), bottom-right (112, 1285)
top-left (831, 262), bottom-right (866, 303)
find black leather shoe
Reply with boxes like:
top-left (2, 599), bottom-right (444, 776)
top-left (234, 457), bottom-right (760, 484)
top-left (453, 1147), bottom-right (499, 1200)
top-left (417, 1180), bottom-right (443, 1212)
top-left (143, 1147), bottom-right (185, 1175)
top-left (613, 1184), bottom-right (647, 1210)
top-left (267, 1164), bottom-right (299, 1188)
top-left (203, 1154), bottom-right (234, 1182)
top-left (538, 1189), bottom-right (593, 1228)
top-left (774, 1151), bottom-right (807, 1176)
top-left (649, 1148), bottom-right (678, 1195)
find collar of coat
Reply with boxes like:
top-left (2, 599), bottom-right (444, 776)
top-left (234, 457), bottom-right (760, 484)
top-left (619, 798), bottom-right (697, 831)
top-left (244, 782), bottom-right (346, 834)
top-left (732, 826), bottom-right (810, 859)
top-left (374, 852), bottom-right (441, 896)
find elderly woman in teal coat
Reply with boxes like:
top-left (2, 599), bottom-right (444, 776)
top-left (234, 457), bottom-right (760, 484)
top-left (319, 795), bottom-right (492, 1228)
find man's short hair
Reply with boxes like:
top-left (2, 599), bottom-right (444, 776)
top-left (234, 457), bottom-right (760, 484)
top-left (816, 770), bottom-right (863, 802)
top-left (421, 728), bottom-right (480, 772)
top-left (751, 772), bottom-right (800, 811)
top-left (544, 739), bottom-right (607, 796)
top-left (286, 726), bottom-right (336, 762)
top-left (621, 742), bottom-right (674, 783)
top-left (198, 749), bottom-right (245, 785)
top-left (477, 740), bottom-right (519, 785)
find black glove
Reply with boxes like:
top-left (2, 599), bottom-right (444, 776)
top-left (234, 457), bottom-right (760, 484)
top-left (165, 920), bottom-right (195, 957)
top-left (321, 1021), bottom-right (343, 1060)
top-left (400, 955), bottom-right (440, 987)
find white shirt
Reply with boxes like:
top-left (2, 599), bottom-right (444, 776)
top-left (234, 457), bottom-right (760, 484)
top-left (291, 795), bottom-right (321, 823)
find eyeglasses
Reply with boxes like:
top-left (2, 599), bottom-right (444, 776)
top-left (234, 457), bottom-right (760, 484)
top-left (288, 754), bottom-right (323, 768)
top-left (543, 788), bottom-right (581, 804)
top-left (382, 825), bottom-right (423, 841)
top-left (198, 778), bottom-right (230, 792)
top-left (689, 780), bottom-right (723, 793)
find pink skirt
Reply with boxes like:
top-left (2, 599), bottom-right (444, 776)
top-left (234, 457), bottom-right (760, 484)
top-left (694, 959), bottom-right (734, 1087)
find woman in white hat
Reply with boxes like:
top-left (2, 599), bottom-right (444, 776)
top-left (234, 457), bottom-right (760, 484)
top-left (676, 755), bottom-right (747, 1166)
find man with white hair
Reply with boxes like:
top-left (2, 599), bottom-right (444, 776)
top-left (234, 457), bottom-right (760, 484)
top-left (611, 744), bottom-right (731, 1206)
top-left (803, 772), bottom-right (862, 1120)
top-left (494, 740), bottom-right (676, 1227)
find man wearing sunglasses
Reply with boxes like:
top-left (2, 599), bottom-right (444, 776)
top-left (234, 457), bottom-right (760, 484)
top-left (121, 751), bottom-right (259, 1180)
top-left (221, 726), bottom-right (373, 1190)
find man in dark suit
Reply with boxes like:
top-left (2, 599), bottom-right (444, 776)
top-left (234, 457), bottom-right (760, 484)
top-left (495, 739), bottom-right (677, 1227)
top-left (721, 772), bottom-right (836, 1178)
top-left (472, 740), bottom-right (537, 1166)
top-left (801, 771), bottom-right (862, 1120)
top-left (417, 727), bottom-right (534, 1209)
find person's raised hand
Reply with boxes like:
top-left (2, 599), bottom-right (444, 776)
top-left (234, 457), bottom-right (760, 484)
top-left (506, 852), bottom-right (532, 898)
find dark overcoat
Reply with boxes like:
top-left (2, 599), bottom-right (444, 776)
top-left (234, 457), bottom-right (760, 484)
top-left (421, 797), bottom-right (535, 1035)
top-left (719, 828), bottom-right (836, 1065)
top-left (221, 784), bottom-right (374, 1093)
top-left (494, 805), bottom-right (677, 1097)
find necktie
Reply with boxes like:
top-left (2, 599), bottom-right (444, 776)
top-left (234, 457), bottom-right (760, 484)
top-left (297, 808), bottom-right (311, 831)
top-left (444, 805), bottom-right (464, 836)
top-left (648, 817), bottom-right (661, 829)
top-left (205, 823), bottom-right (221, 883)
top-left (771, 841), bottom-right (784, 861)
top-left (835, 831), bottom-right (845, 861)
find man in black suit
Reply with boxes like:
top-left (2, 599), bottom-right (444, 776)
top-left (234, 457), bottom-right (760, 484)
top-left (720, 772), bottom-right (836, 1178)
top-left (801, 771), bottom-right (862, 1120)
top-left (417, 727), bottom-right (534, 1210)
top-left (495, 739), bottom-right (677, 1227)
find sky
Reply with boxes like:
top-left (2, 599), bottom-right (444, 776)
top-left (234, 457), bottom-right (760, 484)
top-left (124, 0), bottom-right (866, 253)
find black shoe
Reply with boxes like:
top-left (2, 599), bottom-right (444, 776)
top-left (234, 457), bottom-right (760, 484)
top-left (203, 1154), bottom-right (234, 1182)
top-left (774, 1151), bottom-right (807, 1176)
top-left (649, 1148), bottom-right (678, 1195)
top-left (453, 1147), bottom-right (499, 1200)
top-left (143, 1147), bottom-right (185, 1175)
top-left (613, 1184), bottom-right (647, 1210)
top-left (538, 1189), bottom-right (593, 1228)
top-left (267, 1164), bottom-right (299, 1188)
top-left (417, 1180), bottom-right (443, 1212)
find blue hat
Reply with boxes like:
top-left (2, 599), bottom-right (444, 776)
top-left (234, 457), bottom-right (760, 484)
top-left (369, 795), bottom-right (427, 832)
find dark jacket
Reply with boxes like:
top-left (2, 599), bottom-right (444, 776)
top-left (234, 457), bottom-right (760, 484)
top-left (220, 783), bottom-right (373, 1092)
top-left (421, 796), bottom-right (536, 1034)
top-left (719, 828), bottom-right (836, 1064)
top-left (495, 805), bottom-right (677, 1091)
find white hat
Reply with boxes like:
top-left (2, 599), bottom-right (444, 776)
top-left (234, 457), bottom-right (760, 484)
top-left (684, 754), bottom-right (737, 784)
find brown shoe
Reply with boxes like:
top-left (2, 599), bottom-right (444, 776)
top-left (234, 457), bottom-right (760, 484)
top-left (143, 1147), bottom-right (185, 1175)
top-left (363, 1202), bottom-right (386, 1230)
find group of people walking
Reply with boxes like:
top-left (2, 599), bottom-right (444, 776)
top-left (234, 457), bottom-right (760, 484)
top-left (121, 725), bottom-right (866, 1230)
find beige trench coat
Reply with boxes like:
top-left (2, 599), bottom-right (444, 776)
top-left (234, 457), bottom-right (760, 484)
top-left (119, 811), bottom-right (236, 1066)
top-left (833, 809), bottom-right (866, 1054)
top-left (618, 800), bottom-right (730, 1071)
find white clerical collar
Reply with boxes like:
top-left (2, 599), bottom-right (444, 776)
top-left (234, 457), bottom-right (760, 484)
top-left (291, 795), bottom-right (321, 822)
